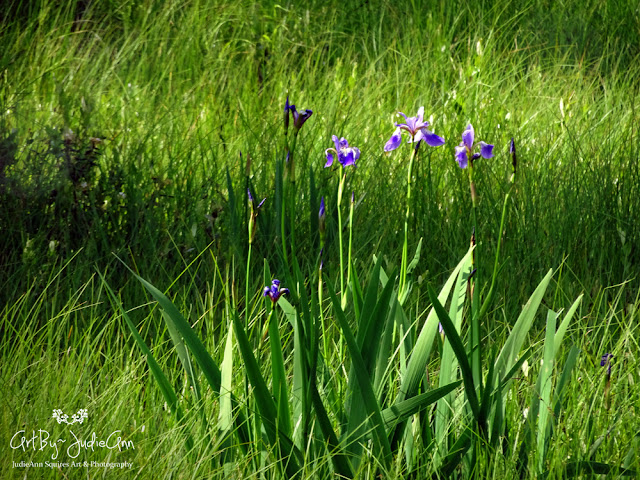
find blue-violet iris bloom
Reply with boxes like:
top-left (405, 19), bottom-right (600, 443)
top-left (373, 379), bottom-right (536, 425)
top-left (325, 135), bottom-right (360, 168)
top-left (454, 124), bottom-right (494, 169)
top-left (263, 279), bottom-right (289, 303)
top-left (384, 106), bottom-right (445, 152)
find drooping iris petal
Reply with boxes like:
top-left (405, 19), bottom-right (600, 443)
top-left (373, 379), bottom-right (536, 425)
top-left (419, 129), bottom-right (446, 147)
top-left (325, 150), bottom-right (335, 168)
top-left (384, 127), bottom-right (402, 152)
top-left (340, 149), bottom-right (356, 167)
top-left (479, 141), bottom-right (494, 159)
top-left (455, 145), bottom-right (469, 169)
top-left (462, 124), bottom-right (475, 150)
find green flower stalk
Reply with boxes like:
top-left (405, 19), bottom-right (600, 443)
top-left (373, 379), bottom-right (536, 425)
top-left (324, 135), bottom-right (359, 309)
top-left (384, 107), bottom-right (445, 302)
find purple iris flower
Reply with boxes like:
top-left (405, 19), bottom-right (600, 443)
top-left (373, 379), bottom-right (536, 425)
top-left (324, 135), bottom-right (360, 168)
top-left (384, 106), bottom-right (445, 152)
top-left (285, 99), bottom-right (313, 131)
top-left (263, 279), bottom-right (289, 303)
top-left (454, 124), bottom-right (494, 169)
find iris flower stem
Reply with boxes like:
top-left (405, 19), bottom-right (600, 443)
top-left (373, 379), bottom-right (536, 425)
top-left (245, 242), bottom-right (252, 332)
top-left (468, 165), bottom-right (482, 392)
top-left (289, 133), bottom-right (299, 268)
top-left (337, 170), bottom-right (347, 309)
top-left (399, 145), bottom-right (418, 302)
top-left (318, 265), bottom-right (329, 368)
top-left (346, 192), bottom-right (355, 307)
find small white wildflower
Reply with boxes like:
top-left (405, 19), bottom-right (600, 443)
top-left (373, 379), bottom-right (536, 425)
top-left (523, 407), bottom-right (529, 419)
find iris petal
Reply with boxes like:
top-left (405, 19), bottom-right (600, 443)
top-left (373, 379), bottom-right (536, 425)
top-left (455, 145), bottom-right (468, 169)
top-left (420, 129), bottom-right (446, 147)
top-left (479, 141), bottom-right (494, 159)
top-left (462, 124), bottom-right (475, 150)
top-left (384, 127), bottom-right (402, 152)
top-left (340, 149), bottom-right (356, 167)
top-left (324, 149), bottom-right (335, 168)
top-left (416, 106), bottom-right (424, 123)
top-left (332, 135), bottom-right (340, 152)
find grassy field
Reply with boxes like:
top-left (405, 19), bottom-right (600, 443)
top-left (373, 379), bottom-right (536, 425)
top-left (1, 0), bottom-right (639, 478)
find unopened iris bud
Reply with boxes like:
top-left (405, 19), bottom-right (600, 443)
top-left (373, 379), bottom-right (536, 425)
top-left (247, 189), bottom-right (265, 244)
top-left (319, 196), bottom-right (326, 247)
top-left (284, 96), bottom-right (290, 135)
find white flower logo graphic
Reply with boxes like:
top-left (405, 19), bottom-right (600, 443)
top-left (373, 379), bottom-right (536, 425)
top-left (52, 409), bottom-right (88, 425)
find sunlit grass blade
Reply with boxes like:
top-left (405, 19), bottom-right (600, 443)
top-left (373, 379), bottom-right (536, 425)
top-left (100, 274), bottom-right (194, 452)
top-left (554, 295), bottom-right (583, 357)
top-left (427, 283), bottom-right (479, 422)
top-left (536, 309), bottom-right (558, 472)
top-left (268, 307), bottom-right (292, 439)
top-left (327, 282), bottom-right (393, 467)
top-left (397, 246), bottom-right (473, 403)
top-left (231, 308), bottom-right (302, 478)
top-left (542, 461), bottom-right (637, 478)
top-left (381, 381), bottom-right (462, 429)
top-left (126, 267), bottom-right (251, 451)
top-left (435, 247), bottom-right (472, 456)
top-left (494, 268), bottom-right (553, 382)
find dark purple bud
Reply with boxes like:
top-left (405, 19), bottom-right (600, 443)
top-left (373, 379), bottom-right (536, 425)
top-left (292, 108), bottom-right (313, 130)
top-left (510, 137), bottom-right (517, 175)
top-left (471, 153), bottom-right (481, 161)
top-left (601, 353), bottom-right (613, 376)
top-left (247, 188), bottom-right (254, 202)
top-left (351, 191), bottom-right (355, 203)
top-left (319, 196), bottom-right (325, 219)
top-left (284, 96), bottom-right (290, 134)
top-left (257, 197), bottom-right (266, 209)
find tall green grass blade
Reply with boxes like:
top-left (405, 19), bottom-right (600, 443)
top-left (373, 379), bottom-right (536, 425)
top-left (552, 345), bottom-right (580, 439)
top-left (427, 283), bottom-right (479, 422)
top-left (554, 295), bottom-right (583, 357)
top-left (291, 259), bottom-right (311, 450)
top-left (100, 275), bottom-right (194, 452)
top-left (268, 308), bottom-right (292, 439)
top-left (127, 268), bottom-right (251, 451)
top-left (494, 269), bottom-right (553, 382)
top-left (327, 283), bottom-right (393, 467)
top-left (231, 308), bottom-right (302, 478)
top-left (536, 309), bottom-right (558, 473)
top-left (398, 247), bottom-right (473, 403)
top-left (381, 381), bottom-right (462, 429)
top-left (435, 248), bottom-right (472, 455)
top-left (542, 461), bottom-right (637, 478)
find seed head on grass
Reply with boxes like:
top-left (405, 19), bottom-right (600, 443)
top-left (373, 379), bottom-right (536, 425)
top-left (383, 106), bottom-right (445, 152)
top-left (263, 279), bottom-right (289, 303)
top-left (324, 135), bottom-right (360, 168)
top-left (454, 124), bottom-right (494, 169)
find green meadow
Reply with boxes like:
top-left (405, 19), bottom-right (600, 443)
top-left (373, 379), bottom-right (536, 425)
top-left (1, 0), bottom-right (639, 478)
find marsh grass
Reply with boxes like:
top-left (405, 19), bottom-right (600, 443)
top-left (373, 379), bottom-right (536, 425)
top-left (1, 0), bottom-right (639, 477)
